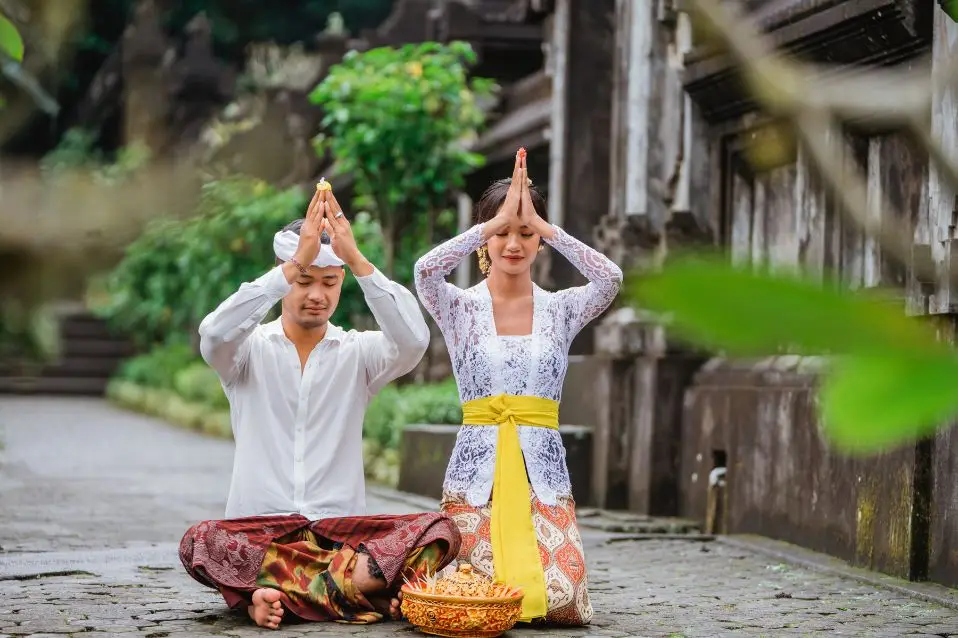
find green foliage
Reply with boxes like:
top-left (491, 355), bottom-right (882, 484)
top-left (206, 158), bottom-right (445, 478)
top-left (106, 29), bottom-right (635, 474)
top-left (0, 13), bottom-right (24, 62)
top-left (115, 343), bottom-right (198, 389)
top-left (364, 377), bottom-right (461, 450)
top-left (310, 41), bottom-right (496, 275)
top-left (39, 128), bottom-right (151, 183)
top-left (174, 361), bottom-right (230, 410)
top-left (627, 254), bottom-right (958, 455)
top-left (940, 0), bottom-right (958, 23)
top-left (113, 344), bottom-right (230, 427)
top-left (821, 353), bottom-right (958, 452)
top-left (0, 302), bottom-right (61, 368)
top-left (39, 128), bottom-right (102, 171)
top-left (629, 254), bottom-right (941, 358)
top-left (97, 175), bottom-right (386, 347)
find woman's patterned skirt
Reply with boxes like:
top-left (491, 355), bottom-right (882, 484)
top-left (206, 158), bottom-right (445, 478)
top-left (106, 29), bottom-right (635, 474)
top-left (440, 490), bottom-right (593, 626)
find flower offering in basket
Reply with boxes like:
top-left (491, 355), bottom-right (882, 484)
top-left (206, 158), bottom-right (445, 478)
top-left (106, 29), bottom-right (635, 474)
top-left (400, 563), bottom-right (524, 638)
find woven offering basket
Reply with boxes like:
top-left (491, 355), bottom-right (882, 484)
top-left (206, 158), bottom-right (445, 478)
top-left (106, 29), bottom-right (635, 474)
top-left (400, 564), bottom-right (524, 638)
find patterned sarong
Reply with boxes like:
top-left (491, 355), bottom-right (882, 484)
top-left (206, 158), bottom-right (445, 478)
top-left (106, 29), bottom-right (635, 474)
top-left (441, 491), bottom-right (593, 626)
top-left (179, 512), bottom-right (460, 623)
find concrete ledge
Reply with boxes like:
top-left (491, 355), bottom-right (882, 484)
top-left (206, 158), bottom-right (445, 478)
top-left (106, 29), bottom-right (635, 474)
top-left (719, 535), bottom-right (958, 611)
top-left (398, 423), bottom-right (594, 504)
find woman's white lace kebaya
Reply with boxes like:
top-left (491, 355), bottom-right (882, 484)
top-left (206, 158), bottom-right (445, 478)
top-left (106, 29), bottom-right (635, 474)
top-left (414, 223), bottom-right (623, 506)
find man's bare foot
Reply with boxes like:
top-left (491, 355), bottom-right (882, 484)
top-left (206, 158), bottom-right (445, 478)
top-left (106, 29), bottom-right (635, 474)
top-left (248, 588), bottom-right (284, 629)
top-left (389, 590), bottom-right (403, 620)
top-left (368, 591), bottom-right (403, 620)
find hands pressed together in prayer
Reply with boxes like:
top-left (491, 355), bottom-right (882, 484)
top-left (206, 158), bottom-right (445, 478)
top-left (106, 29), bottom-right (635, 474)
top-left (482, 148), bottom-right (555, 240)
top-left (292, 182), bottom-right (373, 277)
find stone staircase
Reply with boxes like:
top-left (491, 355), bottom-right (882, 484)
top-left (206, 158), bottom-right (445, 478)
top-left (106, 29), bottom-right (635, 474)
top-left (0, 309), bottom-right (135, 396)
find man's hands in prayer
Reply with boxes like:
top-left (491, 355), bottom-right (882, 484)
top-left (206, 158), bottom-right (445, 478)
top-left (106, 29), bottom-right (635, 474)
top-left (322, 189), bottom-right (374, 277)
top-left (282, 189), bottom-right (326, 283)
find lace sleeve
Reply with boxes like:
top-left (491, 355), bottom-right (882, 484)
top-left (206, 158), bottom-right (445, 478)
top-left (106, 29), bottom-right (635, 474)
top-left (414, 224), bottom-right (485, 330)
top-left (545, 225), bottom-right (624, 343)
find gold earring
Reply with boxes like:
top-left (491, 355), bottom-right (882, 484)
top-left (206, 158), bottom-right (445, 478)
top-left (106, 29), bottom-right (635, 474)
top-left (477, 246), bottom-right (490, 276)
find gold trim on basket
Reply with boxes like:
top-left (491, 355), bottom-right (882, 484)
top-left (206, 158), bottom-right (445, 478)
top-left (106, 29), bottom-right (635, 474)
top-left (400, 589), bottom-right (524, 605)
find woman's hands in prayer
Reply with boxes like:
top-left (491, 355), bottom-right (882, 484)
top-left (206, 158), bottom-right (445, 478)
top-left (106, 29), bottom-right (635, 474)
top-left (481, 149), bottom-right (524, 240)
top-left (481, 148), bottom-right (553, 240)
top-left (518, 152), bottom-right (554, 240)
top-left (322, 189), bottom-right (374, 277)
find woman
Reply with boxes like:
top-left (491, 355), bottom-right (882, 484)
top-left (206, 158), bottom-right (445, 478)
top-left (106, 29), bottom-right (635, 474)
top-left (413, 149), bottom-right (623, 625)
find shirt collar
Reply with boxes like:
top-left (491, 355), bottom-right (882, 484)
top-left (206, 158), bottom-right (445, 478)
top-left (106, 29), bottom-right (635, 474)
top-left (262, 318), bottom-right (345, 343)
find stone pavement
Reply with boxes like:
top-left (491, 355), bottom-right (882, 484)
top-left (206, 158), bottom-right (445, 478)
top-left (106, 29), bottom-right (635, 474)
top-left (2, 398), bottom-right (958, 637)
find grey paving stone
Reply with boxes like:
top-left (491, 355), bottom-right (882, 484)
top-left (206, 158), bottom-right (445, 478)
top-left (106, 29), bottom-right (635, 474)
top-left (4, 397), bottom-right (958, 637)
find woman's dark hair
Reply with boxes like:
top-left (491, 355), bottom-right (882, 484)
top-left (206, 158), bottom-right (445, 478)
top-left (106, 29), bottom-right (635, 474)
top-left (475, 177), bottom-right (547, 225)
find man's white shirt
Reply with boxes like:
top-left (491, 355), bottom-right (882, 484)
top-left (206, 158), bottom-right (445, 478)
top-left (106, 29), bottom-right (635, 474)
top-left (198, 265), bottom-right (430, 520)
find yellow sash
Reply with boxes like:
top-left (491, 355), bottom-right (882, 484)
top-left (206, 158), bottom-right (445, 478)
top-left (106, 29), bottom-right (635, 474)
top-left (461, 394), bottom-right (559, 621)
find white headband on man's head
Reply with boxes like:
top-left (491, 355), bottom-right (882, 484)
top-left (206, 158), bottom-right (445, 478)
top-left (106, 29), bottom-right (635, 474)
top-left (273, 230), bottom-right (344, 268)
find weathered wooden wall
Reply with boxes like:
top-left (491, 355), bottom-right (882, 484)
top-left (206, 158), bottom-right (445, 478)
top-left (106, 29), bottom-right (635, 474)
top-left (931, 403), bottom-right (958, 587)
top-left (929, 6), bottom-right (958, 315)
top-left (716, 127), bottom-right (927, 288)
top-left (681, 358), bottom-right (924, 580)
top-left (673, 0), bottom-right (939, 585)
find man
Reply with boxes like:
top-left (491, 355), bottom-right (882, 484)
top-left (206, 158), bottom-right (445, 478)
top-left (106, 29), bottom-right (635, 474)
top-left (178, 184), bottom-right (461, 629)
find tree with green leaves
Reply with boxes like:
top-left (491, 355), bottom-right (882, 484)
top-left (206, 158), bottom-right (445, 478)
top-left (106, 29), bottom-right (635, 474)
top-left (309, 41), bottom-right (497, 277)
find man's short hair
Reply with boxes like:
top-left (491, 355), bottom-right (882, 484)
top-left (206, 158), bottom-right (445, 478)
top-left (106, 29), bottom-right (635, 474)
top-left (275, 219), bottom-right (334, 266)
top-left (280, 219), bottom-right (331, 246)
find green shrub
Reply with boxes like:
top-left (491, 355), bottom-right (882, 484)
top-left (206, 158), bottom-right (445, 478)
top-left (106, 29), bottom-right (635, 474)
top-left (363, 376), bottom-right (461, 449)
top-left (174, 362), bottom-right (229, 410)
top-left (114, 343), bottom-right (198, 389)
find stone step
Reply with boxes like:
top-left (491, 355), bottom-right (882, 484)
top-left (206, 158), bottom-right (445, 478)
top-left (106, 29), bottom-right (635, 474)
top-left (61, 337), bottom-right (136, 359)
top-left (575, 509), bottom-right (703, 534)
top-left (59, 314), bottom-right (119, 340)
top-left (0, 356), bottom-right (125, 378)
top-left (0, 376), bottom-right (111, 395)
top-left (0, 312), bottom-right (133, 397)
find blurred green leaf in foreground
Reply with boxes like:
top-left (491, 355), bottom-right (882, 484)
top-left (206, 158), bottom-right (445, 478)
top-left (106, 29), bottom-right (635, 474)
top-left (939, 0), bottom-right (958, 24)
top-left (626, 255), bottom-right (958, 455)
top-left (0, 14), bottom-right (24, 62)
